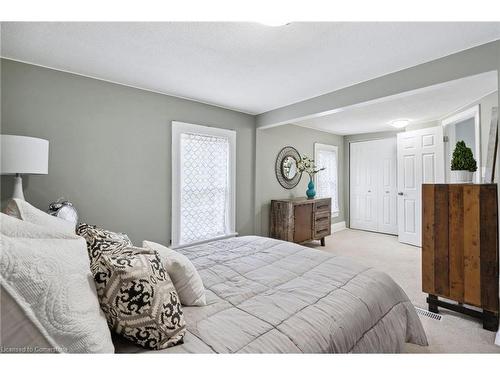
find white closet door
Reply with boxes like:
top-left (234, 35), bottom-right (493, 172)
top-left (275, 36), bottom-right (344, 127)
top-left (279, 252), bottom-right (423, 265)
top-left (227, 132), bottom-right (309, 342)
top-left (377, 138), bottom-right (398, 235)
top-left (350, 141), bottom-right (378, 232)
top-left (350, 138), bottom-right (397, 234)
top-left (397, 126), bottom-right (444, 246)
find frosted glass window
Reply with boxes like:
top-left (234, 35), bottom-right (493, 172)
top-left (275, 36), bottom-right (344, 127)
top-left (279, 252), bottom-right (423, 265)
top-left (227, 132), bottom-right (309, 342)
top-left (180, 133), bottom-right (229, 244)
top-left (315, 144), bottom-right (339, 216)
top-left (172, 122), bottom-right (236, 248)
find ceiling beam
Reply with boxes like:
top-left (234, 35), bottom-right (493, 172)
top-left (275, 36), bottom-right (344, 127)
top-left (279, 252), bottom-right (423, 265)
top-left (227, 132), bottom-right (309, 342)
top-left (256, 40), bottom-right (500, 129)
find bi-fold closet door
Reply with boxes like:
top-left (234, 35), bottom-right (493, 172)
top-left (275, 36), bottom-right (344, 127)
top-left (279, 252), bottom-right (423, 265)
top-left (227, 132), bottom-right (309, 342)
top-left (350, 138), bottom-right (398, 235)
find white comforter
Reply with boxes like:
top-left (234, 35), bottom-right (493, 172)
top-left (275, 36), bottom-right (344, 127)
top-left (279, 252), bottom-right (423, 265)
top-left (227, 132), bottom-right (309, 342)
top-left (114, 236), bottom-right (428, 353)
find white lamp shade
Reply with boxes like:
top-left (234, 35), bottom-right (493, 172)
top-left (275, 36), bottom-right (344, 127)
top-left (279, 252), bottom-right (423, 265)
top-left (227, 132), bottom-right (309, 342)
top-left (1, 135), bottom-right (49, 175)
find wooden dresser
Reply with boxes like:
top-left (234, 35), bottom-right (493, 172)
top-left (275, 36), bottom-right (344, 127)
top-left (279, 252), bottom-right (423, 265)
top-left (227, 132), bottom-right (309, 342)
top-left (270, 197), bottom-right (331, 246)
top-left (422, 184), bottom-right (499, 330)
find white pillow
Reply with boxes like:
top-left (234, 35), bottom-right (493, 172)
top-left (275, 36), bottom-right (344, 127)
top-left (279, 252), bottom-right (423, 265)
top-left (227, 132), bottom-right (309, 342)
top-left (1, 211), bottom-right (79, 240)
top-left (143, 240), bottom-right (206, 306)
top-left (3, 198), bottom-right (75, 234)
top-left (0, 213), bottom-right (115, 353)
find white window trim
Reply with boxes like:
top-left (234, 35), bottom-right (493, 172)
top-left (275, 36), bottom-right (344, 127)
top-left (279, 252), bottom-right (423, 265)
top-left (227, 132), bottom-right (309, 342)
top-left (314, 143), bottom-right (339, 217)
top-left (171, 121), bottom-right (237, 249)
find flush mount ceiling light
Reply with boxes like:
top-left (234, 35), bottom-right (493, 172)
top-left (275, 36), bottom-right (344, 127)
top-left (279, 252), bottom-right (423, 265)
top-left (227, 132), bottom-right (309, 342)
top-left (258, 20), bottom-right (290, 27)
top-left (389, 119), bottom-right (410, 128)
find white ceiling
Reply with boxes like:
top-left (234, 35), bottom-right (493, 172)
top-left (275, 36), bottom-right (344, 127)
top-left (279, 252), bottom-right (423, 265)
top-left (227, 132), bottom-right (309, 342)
top-left (294, 71), bottom-right (498, 135)
top-left (1, 22), bottom-right (500, 114)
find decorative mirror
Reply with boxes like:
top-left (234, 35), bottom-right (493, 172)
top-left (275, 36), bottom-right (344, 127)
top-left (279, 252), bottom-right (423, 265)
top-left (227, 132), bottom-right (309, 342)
top-left (275, 146), bottom-right (302, 189)
top-left (442, 104), bottom-right (481, 183)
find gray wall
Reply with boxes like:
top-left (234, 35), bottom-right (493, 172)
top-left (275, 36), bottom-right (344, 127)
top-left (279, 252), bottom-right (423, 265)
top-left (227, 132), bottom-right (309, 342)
top-left (0, 59), bottom-right (256, 245)
top-left (2, 41), bottom-right (499, 243)
top-left (254, 124), bottom-right (344, 236)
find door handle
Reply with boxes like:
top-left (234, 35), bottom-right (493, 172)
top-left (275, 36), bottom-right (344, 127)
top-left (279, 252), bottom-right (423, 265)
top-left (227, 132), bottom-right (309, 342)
top-left (398, 192), bottom-right (404, 196)
top-left (367, 190), bottom-right (371, 193)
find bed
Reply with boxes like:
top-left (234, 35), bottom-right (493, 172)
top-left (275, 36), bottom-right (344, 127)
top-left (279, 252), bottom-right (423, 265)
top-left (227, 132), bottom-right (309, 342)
top-left (114, 236), bottom-right (427, 353)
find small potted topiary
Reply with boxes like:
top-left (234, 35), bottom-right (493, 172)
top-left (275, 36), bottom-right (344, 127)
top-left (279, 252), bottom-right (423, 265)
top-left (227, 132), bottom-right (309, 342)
top-left (450, 140), bottom-right (477, 183)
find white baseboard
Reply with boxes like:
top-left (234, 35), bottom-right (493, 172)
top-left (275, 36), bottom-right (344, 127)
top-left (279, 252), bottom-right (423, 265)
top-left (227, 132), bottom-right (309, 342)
top-left (331, 221), bottom-right (346, 233)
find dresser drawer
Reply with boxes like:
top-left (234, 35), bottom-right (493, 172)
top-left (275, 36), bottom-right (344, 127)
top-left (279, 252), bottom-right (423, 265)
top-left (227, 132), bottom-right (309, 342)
top-left (314, 211), bottom-right (331, 230)
top-left (314, 226), bottom-right (331, 239)
top-left (313, 199), bottom-right (331, 213)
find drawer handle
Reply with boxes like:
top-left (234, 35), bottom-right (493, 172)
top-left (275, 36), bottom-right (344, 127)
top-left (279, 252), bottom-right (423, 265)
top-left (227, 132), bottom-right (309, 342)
top-left (316, 217), bottom-right (329, 222)
top-left (316, 228), bottom-right (329, 234)
top-left (316, 205), bottom-right (329, 210)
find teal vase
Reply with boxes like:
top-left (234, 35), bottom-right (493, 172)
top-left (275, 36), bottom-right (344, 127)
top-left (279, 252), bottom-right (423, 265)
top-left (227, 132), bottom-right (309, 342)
top-left (306, 176), bottom-right (316, 199)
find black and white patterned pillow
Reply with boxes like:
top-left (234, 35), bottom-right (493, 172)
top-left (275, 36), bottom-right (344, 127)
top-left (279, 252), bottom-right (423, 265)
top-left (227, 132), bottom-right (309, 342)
top-left (76, 223), bottom-right (132, 270)
top-left (92, 246), bottom-right (186, 349)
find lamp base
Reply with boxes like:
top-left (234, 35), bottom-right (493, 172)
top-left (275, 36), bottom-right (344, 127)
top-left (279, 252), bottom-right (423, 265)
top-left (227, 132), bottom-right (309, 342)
top-left (12, 174), bottom-right (25, 200)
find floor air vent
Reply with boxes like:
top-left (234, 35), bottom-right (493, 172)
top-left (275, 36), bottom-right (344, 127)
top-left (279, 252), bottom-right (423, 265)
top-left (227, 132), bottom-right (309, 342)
top-left (414, 306), bottom-right (442, 321)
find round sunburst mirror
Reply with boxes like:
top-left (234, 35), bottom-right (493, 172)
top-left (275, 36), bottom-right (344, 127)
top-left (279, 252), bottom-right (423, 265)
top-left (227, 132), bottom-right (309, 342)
top-left (275, 146), bottom-right (302, 189)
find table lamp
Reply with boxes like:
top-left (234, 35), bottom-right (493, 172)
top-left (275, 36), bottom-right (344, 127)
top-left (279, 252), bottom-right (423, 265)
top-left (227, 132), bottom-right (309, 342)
top-left (1, 135), bottom-right (49, 200)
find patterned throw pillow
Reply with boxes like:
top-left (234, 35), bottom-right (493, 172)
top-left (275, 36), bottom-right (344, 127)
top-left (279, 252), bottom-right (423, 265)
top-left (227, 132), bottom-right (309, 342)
top-left (92, 246), bottom-right (186, 350)
top-left (76, 223), bottom-right (132, 271)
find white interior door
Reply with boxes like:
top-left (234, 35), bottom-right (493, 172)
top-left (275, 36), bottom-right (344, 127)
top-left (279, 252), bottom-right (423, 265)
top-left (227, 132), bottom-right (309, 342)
top-left (397, 126), bottom-right (444, 246)
top-left (350, 138), bottom-right (397, 234)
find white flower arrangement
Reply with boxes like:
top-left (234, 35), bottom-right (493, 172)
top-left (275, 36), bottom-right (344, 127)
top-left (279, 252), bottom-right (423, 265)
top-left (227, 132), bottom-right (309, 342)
top-left (297, 155), bottom-right (325, 178)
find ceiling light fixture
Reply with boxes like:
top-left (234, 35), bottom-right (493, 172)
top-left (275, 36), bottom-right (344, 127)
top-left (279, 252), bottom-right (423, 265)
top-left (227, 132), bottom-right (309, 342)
top-left (258, 21), bottom-right (290, 27)
top-left (389, 119), bottom-right (410, 128)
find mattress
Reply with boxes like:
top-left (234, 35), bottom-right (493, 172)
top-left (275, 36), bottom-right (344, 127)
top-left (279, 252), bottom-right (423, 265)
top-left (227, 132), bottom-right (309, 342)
top-left (114, 236), bottom-right (428, 353)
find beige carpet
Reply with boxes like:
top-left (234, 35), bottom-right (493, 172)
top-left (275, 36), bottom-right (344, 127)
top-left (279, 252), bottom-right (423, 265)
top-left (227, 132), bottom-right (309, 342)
top-left (305, 229), bottom-right (500, 353)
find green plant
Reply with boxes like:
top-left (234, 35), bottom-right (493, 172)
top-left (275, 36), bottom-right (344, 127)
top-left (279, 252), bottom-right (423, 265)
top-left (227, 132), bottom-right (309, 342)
top-left (451, 141), bottom-right (477, 172)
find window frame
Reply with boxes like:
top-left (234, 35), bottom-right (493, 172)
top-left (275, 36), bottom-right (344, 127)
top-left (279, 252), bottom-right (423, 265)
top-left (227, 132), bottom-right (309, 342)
top-left (171, 121), bottom-right (237, 248)
top-left (314, 142), bottom-right (340, 217)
